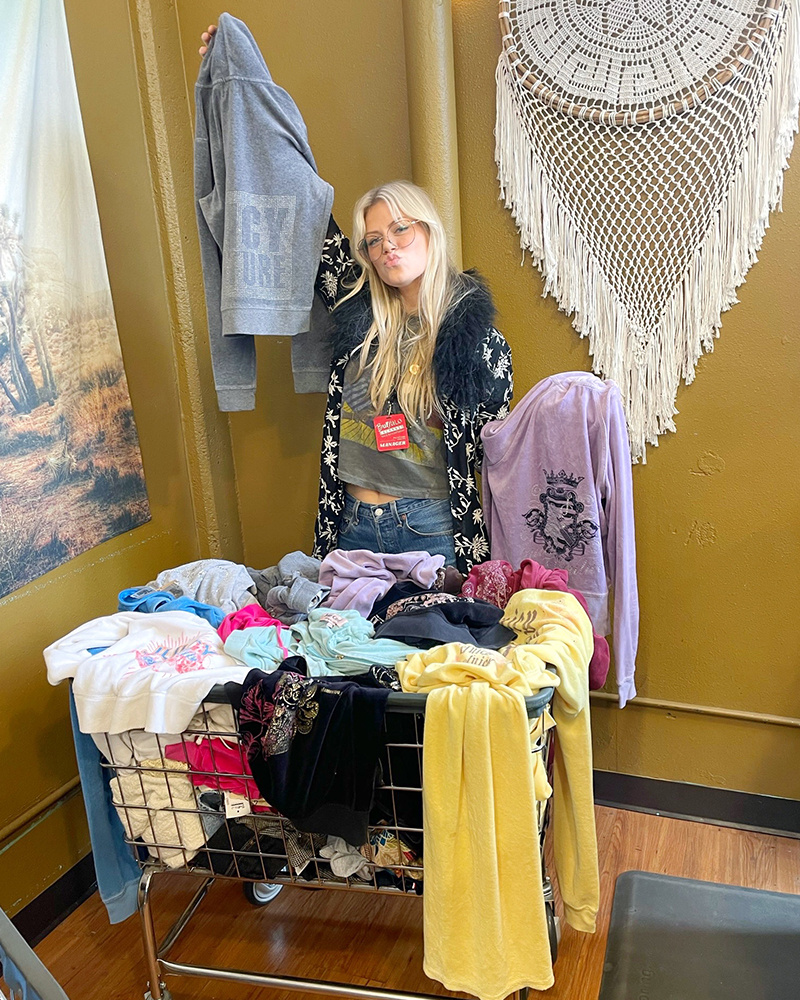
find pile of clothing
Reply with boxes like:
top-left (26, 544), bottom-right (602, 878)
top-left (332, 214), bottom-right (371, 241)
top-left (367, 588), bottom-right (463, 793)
top-left (45, 547), bottom-right (601, 999)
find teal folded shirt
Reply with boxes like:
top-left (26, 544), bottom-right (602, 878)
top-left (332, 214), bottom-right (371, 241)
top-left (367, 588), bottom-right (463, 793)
top-left (223, 625), bottom-right (327, 677)
top-left (223, 610), bottom-right (421, 676)
top-left (291, 609), bottom-right (423, 675)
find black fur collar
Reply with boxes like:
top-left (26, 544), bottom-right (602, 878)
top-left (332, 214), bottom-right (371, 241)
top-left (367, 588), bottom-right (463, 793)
top-left (329, 270), bottom-right (497, 413)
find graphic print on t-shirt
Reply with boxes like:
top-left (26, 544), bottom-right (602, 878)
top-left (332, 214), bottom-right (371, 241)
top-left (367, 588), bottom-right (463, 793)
top-left (132, 637), bottom-right (214, 674)
top-left (523, 469), bottom-right (598, 562)
top-left (225, 191), bottom-right (295, 300)
top-left (338, 356), bottom-right (449, 499)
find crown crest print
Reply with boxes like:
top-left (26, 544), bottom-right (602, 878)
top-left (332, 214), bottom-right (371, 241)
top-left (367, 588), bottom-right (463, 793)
top-left (544, 469), bottom-right (584, 490)
top-left (134, 636), bottom-right (214, 674)
top-left (524, 468), bottom-right (598, 562)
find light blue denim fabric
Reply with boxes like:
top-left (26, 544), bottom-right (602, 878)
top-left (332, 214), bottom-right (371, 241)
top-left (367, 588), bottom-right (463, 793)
top-left (69, 688), bottom-right (141, 924)
top-left (337, 494), bottom-right (456, 566)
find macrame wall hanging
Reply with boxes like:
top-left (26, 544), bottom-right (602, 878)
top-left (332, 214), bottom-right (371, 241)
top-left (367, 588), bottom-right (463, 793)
top-left (495, 0), bottom-right (800, 461)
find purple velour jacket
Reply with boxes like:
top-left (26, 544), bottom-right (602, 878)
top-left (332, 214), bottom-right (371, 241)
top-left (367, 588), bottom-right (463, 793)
top-left (481, 372), bottom-right (638, 707)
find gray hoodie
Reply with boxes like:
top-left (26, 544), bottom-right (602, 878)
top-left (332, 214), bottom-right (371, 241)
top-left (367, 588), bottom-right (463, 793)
top-left (195, 13), bottom-right (333, 410)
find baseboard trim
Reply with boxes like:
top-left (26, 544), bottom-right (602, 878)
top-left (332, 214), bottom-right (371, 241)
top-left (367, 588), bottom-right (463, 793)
top-left (11, 852), bottom-right (97, 946)
top-left (594, 770), bottom-right (800, 839)
top-left (9, 775), bottom-right (800, 944)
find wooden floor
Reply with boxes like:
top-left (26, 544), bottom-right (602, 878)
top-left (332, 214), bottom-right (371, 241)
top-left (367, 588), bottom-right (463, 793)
top-left (12, 806), bottom-right (800, 1000)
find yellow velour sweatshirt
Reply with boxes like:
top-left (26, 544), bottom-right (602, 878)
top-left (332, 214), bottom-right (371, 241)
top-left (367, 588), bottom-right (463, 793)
top-left (396, 590), bottom-right (594, 1000)
top-left (397, 642), bottom-right (555, 998)
top-left (501, 589), bottom-right (599, 935)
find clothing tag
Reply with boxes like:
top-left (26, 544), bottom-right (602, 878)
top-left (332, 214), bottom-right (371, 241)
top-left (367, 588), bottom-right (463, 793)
top-left (320, 612), bottom-right (348, 629)
top-left (374, 413), bottom-right (409, 451)
top-left (224, 791), bottom-right (252, 819)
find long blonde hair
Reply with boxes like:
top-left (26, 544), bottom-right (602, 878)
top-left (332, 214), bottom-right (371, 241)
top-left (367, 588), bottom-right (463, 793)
top-left (338, 181), bottom-right (466, 423)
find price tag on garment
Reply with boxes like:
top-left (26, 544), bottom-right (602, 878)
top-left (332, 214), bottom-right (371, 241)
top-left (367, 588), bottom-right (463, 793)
top-left (320, 612), bottom-right (348, 629)
top-left (373, 413), bottom-right (409, 451)
top-left (224, 791), bottom-right (252, 819)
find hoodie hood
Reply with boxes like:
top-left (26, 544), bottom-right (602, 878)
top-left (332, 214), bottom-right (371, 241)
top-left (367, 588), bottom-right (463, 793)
top-left (197, 13), bottom-right (318, 170)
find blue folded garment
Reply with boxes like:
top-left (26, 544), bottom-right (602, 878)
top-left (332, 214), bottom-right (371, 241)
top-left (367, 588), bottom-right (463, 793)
top-left (117, 587), bottom-right (224, 628)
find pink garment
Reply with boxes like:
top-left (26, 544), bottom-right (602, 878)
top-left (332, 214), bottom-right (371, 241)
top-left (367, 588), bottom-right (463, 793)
top-left (165, 738), bottom-right (271, 811)
top-left (517, 560), bottom-right (610, 690)
top-left (461, 560), bottom-right (518, 608)
top-left (217, 603), bottom-right (289, 656)
top-left (320, 549), bottom-right (446, 618)
top-left (461, 558), bottom-right (611, 690)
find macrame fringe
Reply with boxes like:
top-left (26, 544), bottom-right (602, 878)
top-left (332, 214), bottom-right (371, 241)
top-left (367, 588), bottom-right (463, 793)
top-left (495, 2), bottom-right (800, 463)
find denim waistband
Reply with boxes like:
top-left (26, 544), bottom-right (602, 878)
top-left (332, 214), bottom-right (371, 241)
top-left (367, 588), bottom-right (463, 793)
top-left (343, 493), bottom-right (449, 525)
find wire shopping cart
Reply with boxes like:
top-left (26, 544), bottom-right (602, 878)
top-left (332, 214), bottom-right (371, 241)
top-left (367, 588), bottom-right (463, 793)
top-left (95, 684), bottom-right (557, 1000)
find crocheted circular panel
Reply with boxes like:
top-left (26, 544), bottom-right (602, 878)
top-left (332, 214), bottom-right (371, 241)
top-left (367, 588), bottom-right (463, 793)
top-left (502, 0), bottom-right (780, 117)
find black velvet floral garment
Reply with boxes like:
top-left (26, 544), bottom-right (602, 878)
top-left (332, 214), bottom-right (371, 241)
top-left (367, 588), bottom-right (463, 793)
top-left (232, 659), bottom-right (391, 846)
top-left (311, 222), bottom-right (514, 574)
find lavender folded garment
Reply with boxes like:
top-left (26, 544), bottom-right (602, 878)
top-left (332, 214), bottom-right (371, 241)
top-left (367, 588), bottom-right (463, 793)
top-left (319, 549), bottom-right (446, 619)
top-left (117, 587), bottom-right (225, 628)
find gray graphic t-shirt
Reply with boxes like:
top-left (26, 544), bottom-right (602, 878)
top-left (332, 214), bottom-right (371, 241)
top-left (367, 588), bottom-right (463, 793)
top-left (338, 359), bottom-right (449, 499)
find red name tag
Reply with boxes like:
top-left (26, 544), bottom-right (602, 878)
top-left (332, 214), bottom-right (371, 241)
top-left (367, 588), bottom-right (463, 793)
top-left (374, 413), bottom-right (409, 451)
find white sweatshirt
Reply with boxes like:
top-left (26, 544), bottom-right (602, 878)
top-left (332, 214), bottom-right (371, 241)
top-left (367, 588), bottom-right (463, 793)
top-left (44, 611), bottom-right (250, 734)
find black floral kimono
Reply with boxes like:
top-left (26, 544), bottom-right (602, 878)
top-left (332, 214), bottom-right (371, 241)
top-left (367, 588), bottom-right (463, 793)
top-left (311, 224), bottom-right (513, 575)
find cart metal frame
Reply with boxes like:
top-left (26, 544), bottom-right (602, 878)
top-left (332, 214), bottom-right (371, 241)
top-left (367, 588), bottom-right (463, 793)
top-left (97, 685), bottom-right (556, 1000)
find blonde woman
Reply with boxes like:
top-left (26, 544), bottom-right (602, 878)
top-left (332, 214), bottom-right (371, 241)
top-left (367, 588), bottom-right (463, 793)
top-left (312, 181), bottom-right (513, 573)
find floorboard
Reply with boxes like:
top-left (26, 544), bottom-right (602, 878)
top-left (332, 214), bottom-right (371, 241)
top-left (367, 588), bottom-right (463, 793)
top-left (8, 806), bottom-right (800, 1000)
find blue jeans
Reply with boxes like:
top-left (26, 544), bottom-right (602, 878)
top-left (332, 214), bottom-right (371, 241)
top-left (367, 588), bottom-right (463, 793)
top-left (338, 493), bottom-right (457, 566)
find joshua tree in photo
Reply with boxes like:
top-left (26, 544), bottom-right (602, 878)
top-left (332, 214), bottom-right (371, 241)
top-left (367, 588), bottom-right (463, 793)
top-left (0, 205), bottom-right (58, 414)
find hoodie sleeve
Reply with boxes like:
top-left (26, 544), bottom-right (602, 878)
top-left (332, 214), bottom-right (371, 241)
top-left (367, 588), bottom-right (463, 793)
top-left (292, 216), bottom-right (362, 395)
top-left (195, 83), bottom-right (257, 411)
top-left (194, 18), bottom-right (334, 411)
top-left (604, 388), bottom-right (639, 707)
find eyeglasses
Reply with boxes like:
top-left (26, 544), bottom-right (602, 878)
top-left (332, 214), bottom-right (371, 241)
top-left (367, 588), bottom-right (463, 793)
top-left (359, 220), bottom-right (421, 261)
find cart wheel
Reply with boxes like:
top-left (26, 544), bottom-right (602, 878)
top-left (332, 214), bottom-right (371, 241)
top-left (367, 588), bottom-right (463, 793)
top-left (545, 901), bottom-right (561, 963)
top-left (243, 881), bottom-right (284, 906)
top-left (143, 989), bottom-right (172, 1000)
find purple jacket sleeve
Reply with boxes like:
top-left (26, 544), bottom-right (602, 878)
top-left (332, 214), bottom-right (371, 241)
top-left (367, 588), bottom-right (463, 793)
top-left (604, 390), bottom-right (639, 707)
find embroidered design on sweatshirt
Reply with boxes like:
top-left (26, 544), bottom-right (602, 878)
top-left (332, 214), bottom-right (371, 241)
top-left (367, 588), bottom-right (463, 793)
top-left (382, 592), bottom-right (467, 623)
top-left (225, 192), bottom-right (296, 300)
top-left (524, 470), bottom-right (598, 562)
top-left (133, 638), bottom-right (214, 673)
top-left (265, 672), bottom-right (320, 757)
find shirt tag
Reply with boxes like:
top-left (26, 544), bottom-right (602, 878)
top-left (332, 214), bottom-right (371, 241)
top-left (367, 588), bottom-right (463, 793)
top-left (224, 791), bottom-right (252, 819)
top-left (374, 413), bottom-right (409, 451)
top-left (320, 612), bottom-right (348, 629)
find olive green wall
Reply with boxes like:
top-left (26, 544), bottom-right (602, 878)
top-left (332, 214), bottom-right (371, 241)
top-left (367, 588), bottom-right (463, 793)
top-left (173, 3), bottom-right (800, 798)
top-left (6, 0), bottom-right (799, 919)
top-left (0, 0), bottom-right (207, 914)
top-left (451, 0), bottom-right (800, 798)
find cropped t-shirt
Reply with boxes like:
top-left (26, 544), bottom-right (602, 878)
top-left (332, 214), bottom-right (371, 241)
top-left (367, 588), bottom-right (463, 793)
top-left (338, 350), bottom-right (449, 500)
